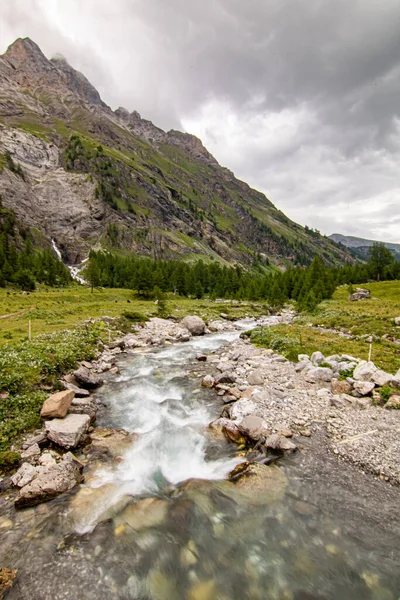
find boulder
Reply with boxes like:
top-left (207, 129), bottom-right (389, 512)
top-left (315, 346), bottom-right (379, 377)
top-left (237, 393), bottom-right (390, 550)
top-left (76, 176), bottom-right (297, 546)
top-left (45, 414), bottom-right (90, 448)
top-left (15, 452), bottom-right (84, 508)
top-left (115, 498), bottom-right (169, 531)
top-left (40, 390), bottom-right (74, 419)
top-left (73, 366), bottom-right (104, 389)
top-left (385, 395), bottom-right (400, 409)
top-left (61, 381), bottom-right (90, 397)
top-left (201, 374), bottom-right (215, 388)
top-left (238, 415), bottom-right (268, 442)
top-left (20, 443), bottom-right (41, 461)
top-left (89, 427), bottom-right (136, 458)
top-left (181, 316), bottom-right (206, 336)
top-left (372, 370), bottom-right (393, 387)
top-left (265, 434), bottom-right (297, 452)
top-left (247, 369), bottom-right (265, 386)
top-left (304, 367), bottom-right (334, 383)
top-left (229, 399), bottom-right (257, 421)
top-left (349, 288), bottom-right (371, 301)
top-left (11, 463), bottom-right (37, 488)
top-left (209, 418), bottom-right (246, 444)
top-left (353, 361), bottom-right (377, 382)
top-left (295, 360), bottom-right (312, 373)
top-left (311, 351), bottom-right (325, 365)
top-left (394, 317), bottom-right (400, 326)
top-left (68, 398), bottom-right (98, 422)
top-left (214, 371), bottom-right (236, 385)
top-left (331, 380), bottom-right (352, 395)
top-left (353, 381), bottom-right (375, 396)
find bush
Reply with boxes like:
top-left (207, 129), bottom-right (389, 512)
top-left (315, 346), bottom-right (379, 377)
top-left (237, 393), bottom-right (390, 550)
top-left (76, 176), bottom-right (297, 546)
top-left (0, 450), bottom-right (21, 470)
top-left (122, 310), bottom-right (148, 323)
top-left (250, 327), bottom-right (302, 361)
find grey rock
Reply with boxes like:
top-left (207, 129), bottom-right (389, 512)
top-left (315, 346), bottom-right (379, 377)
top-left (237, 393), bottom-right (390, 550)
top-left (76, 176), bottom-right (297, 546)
top-left (201, 374), bottom-right (215, 388)
top-left (20, 443), bottom-right (41, 460)
top-left (353, 361), bottom-right (377, 382)
top-left (45, 414), bottom-right (90, 448)
top-left (215, 371), bottom-right (236, 385)
top-left (304, 367), bottom-right (334, 383)
top-left (353, 381), bottom-right (375, 396)
top-left (11, 463), bottom-right (37, 488)
top-left (73, 366), bottom-right (104, 389)
top-left (247, 369), bottom-right (265, 386)
top-left (239, 415), bottom-right (268, 441)
top-left (229, 399), bottom-right (258, 421)
top-left (311, 351), bottom-right (325, 365)
top-left (265, 434), bottom-right (297, 452)
top-left (295, 360), bottom-right (312, 373)
top-left (181, 315), bottom-right (206, 336)
top-left (372, 369), bottom-right (393, 387)
top-left (349, 288), bottom-right (371, 301)
top-left (61, 381), bottom-right (90, 397)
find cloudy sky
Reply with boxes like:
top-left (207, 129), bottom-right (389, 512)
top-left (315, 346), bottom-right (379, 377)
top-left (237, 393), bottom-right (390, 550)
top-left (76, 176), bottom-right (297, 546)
top-left (1, 0), bottom-right (399, 242)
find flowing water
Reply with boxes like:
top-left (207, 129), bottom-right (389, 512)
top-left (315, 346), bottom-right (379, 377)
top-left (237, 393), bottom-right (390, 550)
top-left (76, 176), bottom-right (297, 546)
top-left (2, 322), bottom-right (400, 600)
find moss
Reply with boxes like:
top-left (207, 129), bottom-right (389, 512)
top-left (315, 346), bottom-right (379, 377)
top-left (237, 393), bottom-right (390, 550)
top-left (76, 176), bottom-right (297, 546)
top-left (0, 450), bottom-right (21, 469)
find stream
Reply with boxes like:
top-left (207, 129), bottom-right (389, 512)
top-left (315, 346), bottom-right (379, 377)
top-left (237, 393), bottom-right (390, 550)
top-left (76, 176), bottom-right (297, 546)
top-left (2, 322), bottom-right (400, 599)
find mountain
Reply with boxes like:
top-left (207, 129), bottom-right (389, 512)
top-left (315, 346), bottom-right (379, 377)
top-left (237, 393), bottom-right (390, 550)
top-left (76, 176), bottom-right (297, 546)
top-left (0, 37), bottom-right (354, 269)
top-left (329, 234), bottom-right (400, 261)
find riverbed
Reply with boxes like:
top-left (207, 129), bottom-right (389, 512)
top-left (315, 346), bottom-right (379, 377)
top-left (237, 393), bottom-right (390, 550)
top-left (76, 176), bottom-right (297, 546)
top-left (1, 324), bottom-right (399, 599)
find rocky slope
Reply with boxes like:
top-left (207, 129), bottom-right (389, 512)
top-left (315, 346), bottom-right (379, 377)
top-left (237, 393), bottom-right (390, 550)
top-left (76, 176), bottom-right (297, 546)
top-left (330, 233), bottom-right (400, 261)
top-left (0, 37), bottom-right (354, 268)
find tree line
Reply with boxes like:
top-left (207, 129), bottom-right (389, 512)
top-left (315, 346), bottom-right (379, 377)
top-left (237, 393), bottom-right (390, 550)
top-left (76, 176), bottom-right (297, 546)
top-left (85, 242), bottom-right (399, 311)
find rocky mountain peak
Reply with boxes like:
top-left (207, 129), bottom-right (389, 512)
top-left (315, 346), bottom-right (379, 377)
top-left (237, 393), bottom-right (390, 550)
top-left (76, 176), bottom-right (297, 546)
top-left (2, 37), bottom-right (52, 73)
top-left (166, 129), bottom-right (219, 167)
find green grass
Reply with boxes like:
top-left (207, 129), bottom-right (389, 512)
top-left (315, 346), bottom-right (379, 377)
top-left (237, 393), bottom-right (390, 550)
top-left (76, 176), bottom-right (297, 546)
top-left (250, 280), bottom-right (400, 374)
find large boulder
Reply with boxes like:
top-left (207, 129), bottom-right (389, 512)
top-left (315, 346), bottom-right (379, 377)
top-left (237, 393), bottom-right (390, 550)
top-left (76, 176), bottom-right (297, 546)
top-left (238, 415), bottom-right (268, 442)
top-left (73, 366), bottom-right (104, 389)
top-left (353, 380), bottom-right (375, 396)
top-left (304, 367), bottom-right (334, 383)
top-left (15, 452), bottom-right (84, 508)
top-left (45, 414), bottom-right (90, 448)
top-left (349, 288), bottom-right (371, 301)
top-left (215, 371), bottom-right (236, 385)
top-left (353, 361), bottom-right (377, 382)
top-left (209, 418), bottom-right (246, 444)
top-left (11, 463), bottom-right (37, 488)
top-left (181, 315), bottom-right (206, 336)
top-left (229, 399), bottom-right (258, 421)
top-left (372, 369), bottom-right (393, 387)
top-left (40, 390), bottom-right (74, 419)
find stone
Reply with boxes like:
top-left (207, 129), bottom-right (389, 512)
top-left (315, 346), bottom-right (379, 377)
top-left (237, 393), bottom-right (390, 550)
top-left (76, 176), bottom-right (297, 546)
top-left (278, 428), bottom-right (293, 438)
top-left (304, 367), bottom-right (334, 383)
top-left (353, 381), bottom-right (375, 396)
top-left (295, 360), bottom-right (312, 372)
top-left (73, 366), bottom-right (104, 389)
top-left (353, 397), bottom-right (371, 409)
top-left (214, 371), bottom-right (236, 385)
top-left (68, 398), bottom-right (98, 422)
top-left (239, 415), bottom-right (268, 442)
top-left (229, 462), bottom-right (287, 505)
top-left (61, 381), bottom-right (90, 397)
top-left (311, 351), bottom-right (325, 365)
top-left (11, 463), bottom-right (37, 488)
top-left (40, 389), bottom-right (74, 418)
top-left (196, 354), bottom-right (207, 362)
top-left (89, 427), bottom-right (136, 458)
top-left (372, 370), bottom-right (393, 387)
top-left (298, 354), bottom-right (309, 361)
top-left (229, 399), bottom-right (257, 421)
top-left (247, 369), bottom-right (264, 386)
top-left (20, 442), bottom-right (41, 460)
top-left (265, 434), bottom-right (297, 452)
top-left (115, 497), bottom-right (168, 531)
top-left (181, 315), bottom-right (206, 336)
top-left (353, 361), bottom-right (377, 382)
top-left (385, 395), bottom-right (400, 409)
top-left (201, 374), bottom-right (214, 388)
top-left (15, 452), bottom-right (84, 508)
top-left (349, 288), bottom-right (371, 301)
top-left (209, 418), bottom-right (246, 444)
top-left (331, 380), bottom-right (352, 395)
top-left (45, 414), bottom-right (90, 448)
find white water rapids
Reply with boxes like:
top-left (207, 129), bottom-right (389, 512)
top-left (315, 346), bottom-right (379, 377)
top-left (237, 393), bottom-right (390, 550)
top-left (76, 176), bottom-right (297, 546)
top-left (76, 321), bottom-right (254, 533)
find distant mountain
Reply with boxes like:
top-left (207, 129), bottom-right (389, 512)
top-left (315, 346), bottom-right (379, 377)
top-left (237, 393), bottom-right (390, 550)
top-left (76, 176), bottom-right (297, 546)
top-left (329, 234), bottom-right (400, 261)
top-left (0, 37), bottom-right (355, 269)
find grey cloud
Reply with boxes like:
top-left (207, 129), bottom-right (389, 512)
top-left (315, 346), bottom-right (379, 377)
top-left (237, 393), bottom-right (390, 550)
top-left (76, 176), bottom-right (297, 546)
top-left (1, 0), bottom-right (399, 240)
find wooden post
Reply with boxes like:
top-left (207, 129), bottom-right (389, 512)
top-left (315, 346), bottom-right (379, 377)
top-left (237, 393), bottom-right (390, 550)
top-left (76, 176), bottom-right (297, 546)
top-left (28, 319), bottom-right (31, 341)
top-left (108, 329), bottom-right (111, 344)
top-left (368, 343), bottom-right (372, 362)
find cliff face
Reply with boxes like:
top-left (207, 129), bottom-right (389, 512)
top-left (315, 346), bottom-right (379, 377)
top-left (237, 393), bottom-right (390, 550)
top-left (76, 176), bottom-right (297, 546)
top-left (0, 37), bottom-right (354, 267)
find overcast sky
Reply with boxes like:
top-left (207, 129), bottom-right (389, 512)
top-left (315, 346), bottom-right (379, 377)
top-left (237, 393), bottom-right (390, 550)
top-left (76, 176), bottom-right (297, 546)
top-left (1, 0), bottom-right (399, 242)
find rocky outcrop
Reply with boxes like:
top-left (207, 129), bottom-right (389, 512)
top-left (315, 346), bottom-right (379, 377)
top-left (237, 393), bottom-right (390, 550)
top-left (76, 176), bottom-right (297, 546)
top-left (349, 288), bottom-right (371, 301)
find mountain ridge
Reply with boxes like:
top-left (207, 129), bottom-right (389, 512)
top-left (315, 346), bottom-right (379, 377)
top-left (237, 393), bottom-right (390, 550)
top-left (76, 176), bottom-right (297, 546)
top-left (0, 37), bottom-right (354, 268)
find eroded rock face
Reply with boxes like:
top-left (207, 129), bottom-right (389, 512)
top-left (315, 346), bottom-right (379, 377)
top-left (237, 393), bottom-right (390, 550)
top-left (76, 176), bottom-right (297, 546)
top-left (15, 452), bottom-right (84, 508)
top-left (40, 389), bottom-right (74, 418)
top-left (181, 316), bottom-right (206, 336)
top-left (45, 414), bottom-right (90, 448)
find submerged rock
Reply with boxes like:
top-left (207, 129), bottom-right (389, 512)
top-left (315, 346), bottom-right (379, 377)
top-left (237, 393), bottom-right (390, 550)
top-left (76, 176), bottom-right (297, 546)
top-left (229, 462), bottom-right (287, 505)
top-left (115, 497), bottom-right (169, 532)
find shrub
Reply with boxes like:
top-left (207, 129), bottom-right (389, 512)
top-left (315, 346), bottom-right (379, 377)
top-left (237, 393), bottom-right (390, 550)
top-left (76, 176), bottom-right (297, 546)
top-left (0, 450), bottom-right (21, 470)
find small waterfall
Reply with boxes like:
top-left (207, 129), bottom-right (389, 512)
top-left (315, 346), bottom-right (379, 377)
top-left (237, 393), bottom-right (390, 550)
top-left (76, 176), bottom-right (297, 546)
top-left (51, 238), bottom-right (87, 284)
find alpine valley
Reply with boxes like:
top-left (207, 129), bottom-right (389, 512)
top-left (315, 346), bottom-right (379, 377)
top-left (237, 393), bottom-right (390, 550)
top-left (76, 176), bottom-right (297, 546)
top-left (0, 38), bottom-right (353, 270)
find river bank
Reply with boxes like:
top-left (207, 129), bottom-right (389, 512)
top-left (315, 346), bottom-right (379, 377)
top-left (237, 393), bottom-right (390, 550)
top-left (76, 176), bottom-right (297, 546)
top-left (1, 312), bottom-right (400, 599)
